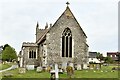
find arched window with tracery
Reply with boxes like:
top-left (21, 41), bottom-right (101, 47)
top-left (62, 28), bottom-right (72, 57)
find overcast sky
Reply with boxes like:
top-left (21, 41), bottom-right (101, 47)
top-left (0, 0), bottom-right (119, 56)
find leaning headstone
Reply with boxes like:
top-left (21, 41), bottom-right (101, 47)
top-left (19, 68), bottom-right (26, 74)
top-left (36, 67), bottom-right (42, 73)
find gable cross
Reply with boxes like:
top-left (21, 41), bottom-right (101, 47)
top-left (66, 2), bottom-right (70, 6)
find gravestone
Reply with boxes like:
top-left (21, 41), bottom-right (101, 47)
top-left (69, 63), bottom-right (74, 70)
top-left (11, 65), bottom-right (18, 69)
top-left (4, 72), bottom-right (13, 77)
top-left (66, 66), bottom-right (74, 78)
top-left (77, 64), bottom-right (82, 70)
top-left (26, 65), bottom-right (34, 70)
top-left (55, 64), bottom-right (59, 78)
top-left (47, 66), bottom-right (51, 72)
top-left (19, 68), bottom-right (26, 74)
top-left (50, 64), bottom-right (59, 79)
top-left (83, 64), bottom-right (88, 69)
top-left (62, 62), bottom-right (67, 72)
top-left (36, 67), bottom-right (42, 73)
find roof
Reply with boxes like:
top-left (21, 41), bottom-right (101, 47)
top-left (36, 29), bottom-right (49, 44)
top-left (107, 52), bottom-right (118, 53)
top-left (107, 52), bottom-right (118, 54)
top-left (89, 52), bottom-right (97, 58)
top-left (22, 42), bottom-right (38, 47)
top-left (36, 5), bottom-right (87, 44)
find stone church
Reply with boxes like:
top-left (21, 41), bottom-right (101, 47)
top-left (19, 3), bottom-right (89, 70)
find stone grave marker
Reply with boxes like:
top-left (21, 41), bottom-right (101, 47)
top-left (50, 64), bottom-right (59, 79)
top-left (36, 66), bottom-right (42, 73)
top-left (55, 64), bottom-right (59, 78)
top-left (19, 68), bottom-right (26, 74)
top-left (26, 65), bottom-right (34, 70)
top-left (4, 72), bottom-right (13, 77)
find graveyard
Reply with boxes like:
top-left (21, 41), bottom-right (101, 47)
top-left (1, 63), bottom-right (119, 78)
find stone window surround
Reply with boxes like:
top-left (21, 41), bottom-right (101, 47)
top-left (62, 28), bottom-right (72, 58)
top-left (28, 48), bottom-right (37, 59)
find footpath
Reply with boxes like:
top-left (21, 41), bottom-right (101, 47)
top-left (0, 65), bottom-right (18, 73)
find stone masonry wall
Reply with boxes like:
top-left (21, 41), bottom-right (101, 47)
top-left (46, 8), bottom-right (88, 65)
top-left (22, 46), bottom-right (38, 66)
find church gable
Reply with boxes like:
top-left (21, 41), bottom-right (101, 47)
top-left (49, 5), bottom-right (87, 38)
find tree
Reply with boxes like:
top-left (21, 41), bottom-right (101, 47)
top-left (3, 44), bottom-right (9, 50)
top-left (96, 52), bottom-right (104, 62)
top-left (2, 44), bottom-right (17, 62)
top-left (104, 56), bottom-right (113, 64)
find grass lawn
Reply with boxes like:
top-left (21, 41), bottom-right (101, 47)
top-left (73, 70), bottom-right (118, 78)
top-left (2, 69), bottom-right (50, 78)
top-left (1, 65), bottom-right (119, 78)
top-left (0, 63), bottom-right (12, 70)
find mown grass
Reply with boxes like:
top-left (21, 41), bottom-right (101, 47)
top-left (2, 69), bottom-right (50, 78)
top-left (1, 65), bottom-right (119, 78)
top-left (0, 63), bottom-right (11, 70)
top-left (74, 70), bottom-right (118, 78)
